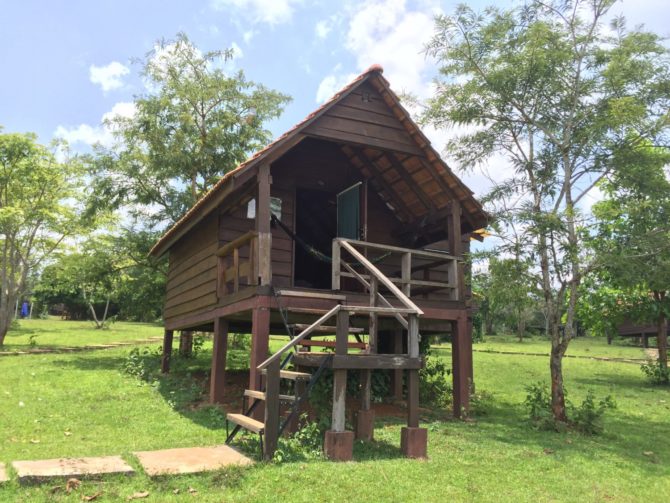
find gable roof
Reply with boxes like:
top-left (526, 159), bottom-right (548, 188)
top-left (150, 65), bottom-right (488, 258)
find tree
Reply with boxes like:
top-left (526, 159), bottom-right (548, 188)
top-left (0, 131), bottom-right (85, 345)
top-left (591, 147), bottom-right (670, 374)
top-left (92, 33), bottom-right (292, 227)
top-left (424, 1), bottom-right (670, 421)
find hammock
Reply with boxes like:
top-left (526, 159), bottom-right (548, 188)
top-left (271, 214), bottom-right (392, 265)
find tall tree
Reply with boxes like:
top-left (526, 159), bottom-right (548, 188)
top-left (591, 146), bottom-right (670, 374)
top-left (0, 131), bottom-right (85, 345)
top-left (92, 32), bottom-right (291, 227)
top-left (424, 1), bottom-right (670, 421)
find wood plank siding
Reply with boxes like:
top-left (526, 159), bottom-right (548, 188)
top-left (164, 213), bottom-right (219, 323)
top-left (303, 83), bottom-right (424, 157)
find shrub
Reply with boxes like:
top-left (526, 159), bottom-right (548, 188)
top-left (641, 359), bottom-right (670, 385)
top-left (523, 381), bottom-right (615, 435)
top-left (419, 354), bottom-right (452, 409)
top-left (272, 418), bottom-right (323, 463)
top-left (122, 346), bottom-right (160, 381)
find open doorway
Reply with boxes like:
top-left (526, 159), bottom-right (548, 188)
top-left (293, 188), bottom-right (337, 289)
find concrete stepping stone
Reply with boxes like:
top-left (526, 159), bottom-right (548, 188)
top-left (133, 445), bottom-right (253, 476)
top-left (0, 463), bottom-right (8, 483)
top-left (12, 455), bottom-right (134, 483)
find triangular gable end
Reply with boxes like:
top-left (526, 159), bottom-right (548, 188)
top-left (303, 81), bottom-right (424, 158)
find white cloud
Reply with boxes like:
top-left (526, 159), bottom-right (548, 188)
top-left (89, 61), bottom-right (130, 92)
top-left (210, 0), bottom-right (302, 26)
top-left (54, 102), bottom-right (136, 149)
top-left (231, 42), bottom-right (244, 59)
top-left (315, 68), bottom-right (357, 103)
top-left (243, 29), bottom-right (257, 44)
top-left (315, 19), bottom-right (332, 39)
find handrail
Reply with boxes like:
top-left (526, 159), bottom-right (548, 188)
top-left (216, 230), bottom-right (257, 257)
top-left (338, 240), bottom-right (423, 316)
top-left (257, 305), bottom-right (341, 370)
top-left (340, 259), bottom-right (409, 329)
top-left (338, 238), bottom-right (458, 261)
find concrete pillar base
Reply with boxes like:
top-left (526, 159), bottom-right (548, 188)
top-left (401, 427), bottom-right (428, 459)
top-left (355, 409), bottom-right (375, 441)
top-left (324, 430), bottom-right (354, 461)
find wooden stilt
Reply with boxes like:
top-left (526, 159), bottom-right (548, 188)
top-left (263, 358), bottom-right (280, 460)
top-left (407, 314), bottom-right (420, 427)
top-left (210, 318), bottom-right (229, 404)
top-left (161, 329), bottom-right (173, 374)
top-left (250, 307), bottom-right (271, 392)
top-left (452, 314), bottom-right (470, 417)
top-left (466, 315), bottom-right (474, 394)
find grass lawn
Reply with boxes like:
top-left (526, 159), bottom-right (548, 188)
top-left (0, 321), bottom-right (668, 502)
top-left (469, 334), bottom-right (649, 360)
top-left (2, 318), bottom-right (164, 352)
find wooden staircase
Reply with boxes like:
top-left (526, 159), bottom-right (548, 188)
top-left (225, 238), bottom-right (458, 459)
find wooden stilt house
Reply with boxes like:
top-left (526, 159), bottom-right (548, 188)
top-left (150, 65), bottom-right (488, 460)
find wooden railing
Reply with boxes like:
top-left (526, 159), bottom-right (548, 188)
top-left (216, 230), bottom-right (257, 297)
top-left (332, 238), bottom-right (461, 301)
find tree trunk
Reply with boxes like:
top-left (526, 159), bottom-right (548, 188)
top-left (549, 341), bottom-right (568, 423)
top-left (179, 331), bottom-right (194, 357)
top-left (654, 291), bottom-right (668, 371)
top-left (485, 317), bottom-right (494, 335)
top-left (517, 311), bottom-right (525, 342)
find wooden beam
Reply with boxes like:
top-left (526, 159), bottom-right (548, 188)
top-left (343, 145), bottom-right (415, 222)
top-left (263, 358), bottom-right (280, 460)
top-left (387, 152), bottom-right (435, 213)
top-left (210, 318), bottom-right (228, 404)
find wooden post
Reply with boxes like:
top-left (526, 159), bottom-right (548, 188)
top-left (250, 307), bottom-right (270, 392)
top-left (407, 314), bottom-right (420, 428)
top-left (467, 314), bottom-right (474, 394)
top-left (401, 252), bottom-right (412, 297)
top-left (369, 277), bottom-right (379, 353)
top-left (210, 318), bottom-right (228, 404)
top-left (332, 309), bottom-right (349, 432)
top-left (256, 164), bottom-right (272, 285)
top-left (452, 314), bottom-right (470, 418)
top-left (263, 358), bottom-right (280, 460)
top-left (391, 328), bottom-right (404, 400)
top-left (332, 240), bottom-right (341, 290)
top-left (161, 329), bottom-right (173, 374)
top-left (447, 201), bottom-right (462, 301)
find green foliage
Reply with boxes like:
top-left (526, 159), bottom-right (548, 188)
top-left (419, 354), bottom-right (452, 409)
top-left (122, 346), bottom-right (161, 381)
top-left (424, 0), bottom-right (670, 421)
top-left (272, 418), bottom-right (323, 463)
top-left (90, 32), bottom-right (291, 228)
top-left (524, 382), bottom-right (615, 435)
top-left (641, 359), bottom-right (670, 385)
top-left (0, 132), bottom-right (88, 344)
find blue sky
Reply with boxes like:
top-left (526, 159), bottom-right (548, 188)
top-left (1, 0), bottom-right (667, 199)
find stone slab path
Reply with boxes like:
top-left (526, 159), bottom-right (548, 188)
top-left (0, 463), bottom-right (8, 483)
top-left (11, 456), bottom-right (134, 483)
top-left (133, 445), bottom-right (253, 476)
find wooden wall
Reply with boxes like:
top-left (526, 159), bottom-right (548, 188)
top-left (217, 184), bottom-right (295, 289)
top-left (164, 212), bottom-right (219, 324)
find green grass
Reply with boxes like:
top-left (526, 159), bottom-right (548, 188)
top-left (471, 334), bottom-right (648, 360)
top-left (2, 318), bottom-right (164, 351)
top-left (1, 322), bottom-right (669, 502)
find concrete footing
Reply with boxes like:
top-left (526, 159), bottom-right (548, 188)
top-left (400, 427), bottom-right (428, 459)
top-left (355, 409), bottom-right (375, 441)
top-left (324, 430), bottom-right (354, 461)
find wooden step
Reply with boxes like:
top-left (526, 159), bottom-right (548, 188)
top-left (288, 323), bottom-right (364, 334)
top-left (226, 413), bottom-right (265, 434)
top-left (260, 369), bottom-right (312, 380)
top-left (244, 389), bottom-right (296, 402)
top-left (299, 340), bottom-right (367, 350)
